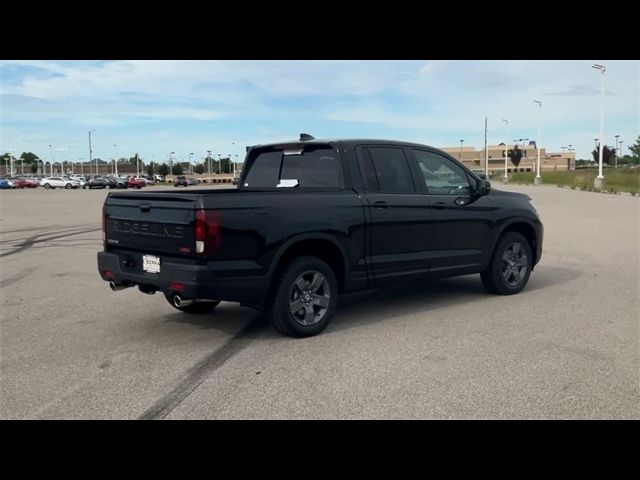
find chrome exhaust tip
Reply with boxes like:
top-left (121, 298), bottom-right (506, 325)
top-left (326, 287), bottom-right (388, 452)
top-left (173, 294), bottom-right (195, 308)
top-left (109, 281), bottom-right (131, 291)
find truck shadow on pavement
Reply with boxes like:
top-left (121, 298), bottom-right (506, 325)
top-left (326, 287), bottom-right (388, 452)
top-left (161, 265), bottom-right (581, 338)
top-left (329, 265), bottom-right (582, 334)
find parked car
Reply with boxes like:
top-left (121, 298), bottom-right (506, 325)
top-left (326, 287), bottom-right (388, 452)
top-left (127, 177), bottom-right (146, 189)
top-left (232, 176), bottom-right (240, 186)
top-left (98, 135), bottom-right (543, 338)
top-left (39, 176), bottom-right (81, 189)
top-left (86, 177), bottom-right (117, 189)
top-left (13, 178), bottom-right (39, 188)
top-left (153, 174), bottom-right (165, 183)
top-left (0, 178), bottom-right (12, 189)
top-left (174, 176), bottom-right (199, 187)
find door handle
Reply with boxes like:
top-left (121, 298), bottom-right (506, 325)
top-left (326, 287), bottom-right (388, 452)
top-left (433, 202), bottom-right (447, 210)
top-left (373, 201), bottom-right (389, 209)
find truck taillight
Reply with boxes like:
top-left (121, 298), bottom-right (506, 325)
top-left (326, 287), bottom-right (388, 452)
top-left (195, 209), bottom-right (221, 254)
top-left (102, 204), bottom-right (106, 246)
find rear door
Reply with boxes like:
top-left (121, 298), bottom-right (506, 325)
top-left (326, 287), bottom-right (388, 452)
top-left (356, 145), bottom-right (433, 282)
top-left (105, 193), bottom-right (197, 257)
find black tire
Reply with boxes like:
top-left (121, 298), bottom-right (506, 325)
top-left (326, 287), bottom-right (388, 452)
top-left (164, 292), bottom-right (220, 314)
top-left (65, 183), bottom-right (72, 189)
top-left (44, 183), bottom-right (51, 189)
top-left (481, 231), bottom-right (533, 295)
top-left (269, 255), bottom-right (338, 338)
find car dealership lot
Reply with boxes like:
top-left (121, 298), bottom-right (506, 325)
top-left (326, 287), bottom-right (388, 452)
top-left (0, 185), bottom-right (638, 419)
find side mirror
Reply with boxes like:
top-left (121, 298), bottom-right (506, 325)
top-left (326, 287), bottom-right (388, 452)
top-left (475, 179), bottom-right (491, 197)
top-left (478, 173), bottom-right (487, 180)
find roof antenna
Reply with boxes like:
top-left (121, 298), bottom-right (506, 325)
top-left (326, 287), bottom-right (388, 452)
top-left (299, 133), bottom-right (315, 142)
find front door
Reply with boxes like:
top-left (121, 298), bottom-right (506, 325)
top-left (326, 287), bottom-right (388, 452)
top-left (407, 148), bottom-right (494, 274)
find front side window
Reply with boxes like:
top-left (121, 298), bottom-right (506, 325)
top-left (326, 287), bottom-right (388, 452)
top-left (412, 149), bottom-right (470, 195)
top-left (243, 146), bottom-right (343, 189)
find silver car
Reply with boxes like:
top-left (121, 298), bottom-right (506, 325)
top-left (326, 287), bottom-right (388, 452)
top-left (39, 177), bottom-right (81, 189)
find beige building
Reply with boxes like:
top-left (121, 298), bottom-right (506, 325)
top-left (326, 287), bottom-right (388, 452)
top-left (441, 144), bottom-right (576, 174)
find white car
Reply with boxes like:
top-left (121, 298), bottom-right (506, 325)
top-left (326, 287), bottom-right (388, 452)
top-left (39, 177), bottom-right (81, 189)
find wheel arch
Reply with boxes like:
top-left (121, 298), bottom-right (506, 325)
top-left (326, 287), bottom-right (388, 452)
top-left (494, 220), bottom-right (539, 267)
top-left (265, 234), bottom-right (348, 303)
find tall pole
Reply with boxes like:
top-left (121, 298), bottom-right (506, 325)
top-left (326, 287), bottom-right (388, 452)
top-left (592, 64), bottom-right (606, 189)
top-left (49, 145), bottom-right (54, 176)
top-left (614, 135), bottom-right (620, 168)
top-left (483, 117), bottom-right (488, 177)
top-left (459, 140), bottom-right (464, 161)
top-left (619, 141), bottom-right (623, 165)
top-left (502, 119), bottom-right (509, 184)
top-left (113, 144), bottom-right (118, 177)
top-left (217, 154), bottom-right (221, 174)
top-left (88, 130), bottom-right (94, 176)
top-left (136, 153), bottom-right (140, 177)
top-left (534, 100), bottom-right (542, 184)
top-left (207, 150), bottom-right (212, 175)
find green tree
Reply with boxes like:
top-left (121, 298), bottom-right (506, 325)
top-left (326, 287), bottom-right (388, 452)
top-left (508, 146), bottom-right (523, 167)
top-left (194, 163), bottom-right (205, 174)
top-left (20, 152), bottom-right (40, 163)
top-left (591, 145), bottom-right (616, 165)
top-left (171, 163), bottom-right (184, 175)
top-left (30, 162), bottom-right (39, 173)
top-left (158, 163), bottom-right (170, 177)
top-left (628, 135), bottom-right (640, 163)
top-left (146, 162), bottom-right (155, 176)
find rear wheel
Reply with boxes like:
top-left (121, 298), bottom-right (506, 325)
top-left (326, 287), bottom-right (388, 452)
top-left (163, 292), bottom-right (220, 314)
top-left (269, 256), bottom-right (337, 338)
top-left (481, 231), bottom-right (532, 295)
top-left (65, 183), bottom-right (72, 189)
top-left (44, 183), bottom-right (51, 189)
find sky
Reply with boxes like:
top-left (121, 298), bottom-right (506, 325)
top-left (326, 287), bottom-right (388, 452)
top-left (1, 60), bottom-right (638, 164)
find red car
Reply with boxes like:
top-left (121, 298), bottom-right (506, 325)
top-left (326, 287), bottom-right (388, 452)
top-left (127, 177), bottom-right (146, 189)
top-left (14, 178), bottom-right (39, 188)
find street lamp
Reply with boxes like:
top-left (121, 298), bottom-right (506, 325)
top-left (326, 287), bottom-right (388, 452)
top-left (561, 146), bottom-right (567, 153)
top-left (217, 154), bottom-right (221, 174)
top-left (48, 145), bottom-right (54, 176)
top-left (533, 100), bottom-right (543, 184)
top-left (459, 139), bottom-right (464, 161)
top-left (618, 140), bottom-right (624, 165)
top-left (113, 144), bottom-right (118, 176)
top-left (206, 150), bottom-right (212, 175)
top-left (88, 130), bottom-right (95, 176)
top-left (189, 153), bottom-right (194, 175)
top-left (592, 64), bottom-right (606, 189)
top-left (502, 119), bottom-right (509, 184)
top-left (614, 134), bottom-right (620, 168)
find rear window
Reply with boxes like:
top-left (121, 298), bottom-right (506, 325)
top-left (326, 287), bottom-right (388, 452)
top-left (242, 146), bottom-right (344, 189)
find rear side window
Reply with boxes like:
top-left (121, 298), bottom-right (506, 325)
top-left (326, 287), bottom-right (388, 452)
top-left (362, 147), bottom-right (414, 194)
top-left (243, 146), bottom-right (343, 189)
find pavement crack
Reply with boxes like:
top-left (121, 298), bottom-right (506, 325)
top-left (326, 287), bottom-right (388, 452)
top-left (138, 316), bottom-right (268, 420)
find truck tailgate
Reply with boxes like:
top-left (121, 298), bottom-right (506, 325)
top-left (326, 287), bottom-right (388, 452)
top-left (105, 193), bottom-right (197, 256)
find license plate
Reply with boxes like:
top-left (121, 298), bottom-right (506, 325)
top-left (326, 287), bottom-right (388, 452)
top-left (142, 254), bottom-right (161, 274)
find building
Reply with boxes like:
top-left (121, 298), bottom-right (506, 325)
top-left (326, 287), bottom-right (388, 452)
top-left (440, 142), bottom-right (575, 174)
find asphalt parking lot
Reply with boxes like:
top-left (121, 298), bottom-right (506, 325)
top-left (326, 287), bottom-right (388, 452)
top-left (0, 184), bottom-right (638, 419)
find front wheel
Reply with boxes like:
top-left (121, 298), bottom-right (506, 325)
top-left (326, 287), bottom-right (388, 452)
top-left (44, 183), bottom-right (51, 189)
top-left (269, 256), bottom-right (337, 338)
top-left (480, 231), bottom-right (533, 295)
top-left (164, 292), bottom-right (220, 314)
top-left (65, 183), bottom-right (72, 189)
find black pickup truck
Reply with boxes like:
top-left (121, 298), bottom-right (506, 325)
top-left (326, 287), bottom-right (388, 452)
top-left (98, 135), bottom-right (543, 337)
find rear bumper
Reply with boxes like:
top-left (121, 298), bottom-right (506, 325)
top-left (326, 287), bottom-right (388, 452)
top-left (97, 251), bottom-right (267, 305)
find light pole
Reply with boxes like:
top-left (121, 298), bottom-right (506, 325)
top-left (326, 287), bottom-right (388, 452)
top-left (113, 144), bottom-right (118, 177)
top-left (459, 140), bottom-right (464, 162)
top-left (169, 152), bottom-right (175, 176)
top-left (48, 145), bottom-right (54, 176)
top-left (614, 134), bottom-right (620, 168)
top-left (207, 150), bottom-right (212, 175)
top-left (79, 157), bottom-right (84, 177)
top-left (618, 140), bottom-right (623, 166)
top-left (235, 154), bottom-right (239, 176)
top-left (592, 64), bottom-right (606, 189)
top-left (189, 153), bottom-right (194, 175)
top-left (561, 146), bottom-right (567, 153)
top-left (217, 154), bottom-right (221, 174)
top-left (533, 100), bottom-right (542, 184)
top-left (57, 147), bottom-right (67, 175)
top-left (7, 148), bottom-right (16, 177)
top-left (502, 119), bottom-right (509, 184)
top-left (88, 130), bottom-right (95, 176)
